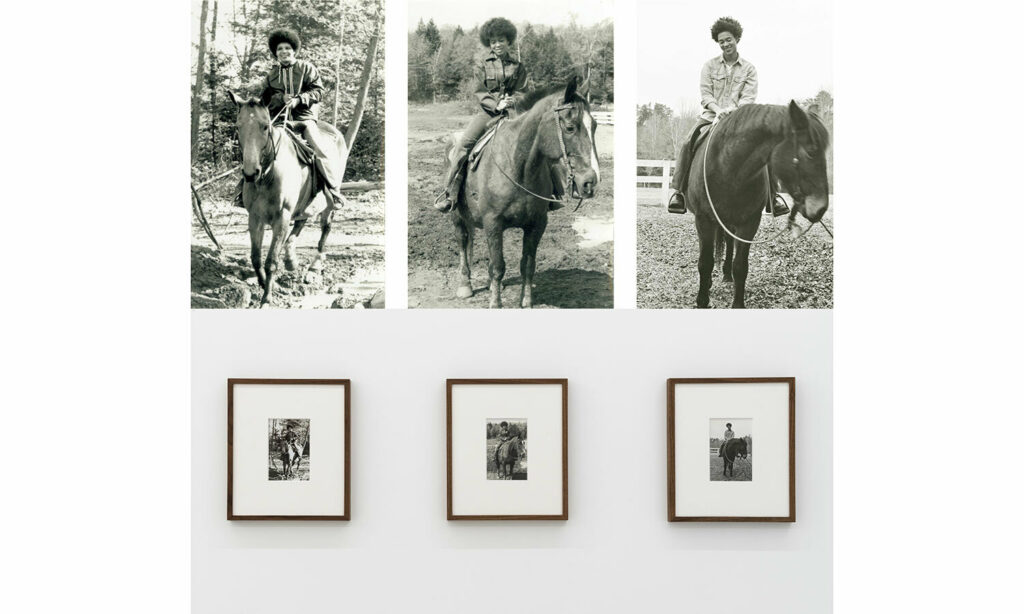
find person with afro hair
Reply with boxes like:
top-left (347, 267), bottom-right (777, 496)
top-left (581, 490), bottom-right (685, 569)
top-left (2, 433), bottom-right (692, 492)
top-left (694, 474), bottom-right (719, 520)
top-left (234, 27), bottom-right (346, 212)
top-left (434, 17), bottom-right (530, 212)
top-left (666, 17), bottom-right (788, 217)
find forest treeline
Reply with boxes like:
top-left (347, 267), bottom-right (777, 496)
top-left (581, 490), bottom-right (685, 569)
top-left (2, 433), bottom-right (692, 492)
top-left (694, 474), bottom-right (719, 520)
top-left (190, 0), bottom-right (385, 187)
top-left (408, 17), bottom-right (613, 105)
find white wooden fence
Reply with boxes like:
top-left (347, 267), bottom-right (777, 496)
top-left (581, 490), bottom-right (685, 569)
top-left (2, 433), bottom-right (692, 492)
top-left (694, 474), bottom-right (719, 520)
top-left (591, 111), bottom-right (614, 126)
top-left (637, 159), bottom-right (675, 206)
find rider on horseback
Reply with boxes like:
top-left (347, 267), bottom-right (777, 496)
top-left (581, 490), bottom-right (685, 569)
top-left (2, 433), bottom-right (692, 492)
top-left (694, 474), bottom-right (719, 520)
top-left (667, 17), bottom-right (789, 217)
top-left (434, 17), bottom-right (530, 213)
top-left (234, 28), bottom-right (345, 213)
top-left (284, 425), bottom-right (302, 458)
top-left (719, 422), bottom-right (734, 457)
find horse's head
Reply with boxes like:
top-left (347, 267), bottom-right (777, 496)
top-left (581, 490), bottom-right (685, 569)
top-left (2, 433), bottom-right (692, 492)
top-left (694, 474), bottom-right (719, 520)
top-left (544, 77), bottom-right (600, 199)
top-left (228, 90), bottom-right (273, 182)
top-left (772, 101), bottom-right (830, 223)
top-left (734, 438), bottom-right (749, 458)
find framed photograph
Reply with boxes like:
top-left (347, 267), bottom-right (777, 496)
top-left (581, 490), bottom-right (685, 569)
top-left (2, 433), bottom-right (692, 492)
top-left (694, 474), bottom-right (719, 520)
top-left (447, 379), bottom-right (568, 520)
top-left (667, 378), bottom-right (795, 522)
top-left (228, 379), bottom-right (350, 520)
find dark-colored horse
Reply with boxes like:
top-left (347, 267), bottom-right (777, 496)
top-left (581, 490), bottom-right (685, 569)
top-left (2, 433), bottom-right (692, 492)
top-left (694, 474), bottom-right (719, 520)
top-left (443, 77), bottom-right (600, 308)
top-left (686, 102), bottom-right (831, 308)
top-left (278, 439), bottom-right (304, 480)
top-left (494, 437), bottom-right (524, 479)
top-left (718, 438), bottom-right (749, 478)
top-left (227, 91), bottom-right (347, 307)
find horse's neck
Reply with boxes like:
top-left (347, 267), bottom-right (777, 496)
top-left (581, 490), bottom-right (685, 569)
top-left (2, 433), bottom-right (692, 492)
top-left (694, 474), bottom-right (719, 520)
top-left (502, 104), bottom-right (553, 187)
top-left (713, 107), bottom-right (790, 184)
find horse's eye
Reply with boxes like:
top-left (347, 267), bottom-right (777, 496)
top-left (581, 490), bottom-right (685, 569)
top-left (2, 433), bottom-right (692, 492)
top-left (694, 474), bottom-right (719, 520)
top-left (565, 124), bottom-right (576, 133)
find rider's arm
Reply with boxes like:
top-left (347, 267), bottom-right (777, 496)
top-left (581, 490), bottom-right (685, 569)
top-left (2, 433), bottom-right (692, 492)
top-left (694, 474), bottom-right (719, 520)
top-left (296, 62), bottom-right (325, 110)
top-left (737, 63), bottom-right (758, 107)
top-left (700, 61), bottom-right (721, 115)
top-left (505, 62), bottom-right (530, 110)
top-left (475, 61), bottom-right (501, 114)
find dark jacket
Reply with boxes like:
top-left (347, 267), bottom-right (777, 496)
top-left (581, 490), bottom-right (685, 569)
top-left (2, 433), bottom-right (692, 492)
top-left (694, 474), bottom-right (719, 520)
top-left (476, 51), bottom-right (528, 115)
top-left (260, 59), bottom-right (325, 122)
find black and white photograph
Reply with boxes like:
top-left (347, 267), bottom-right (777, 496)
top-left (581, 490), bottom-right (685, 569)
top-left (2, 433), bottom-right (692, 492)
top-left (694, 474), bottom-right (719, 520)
top-left (486, 419), bottom-right (527, 480)
top-left (637, 1), bottom-right (833, 309)
top-left (190, 0), bottom-right (385, 309)
top-left (407, 1), bottom-right (614, 309)
top-left (267, 418), bottom-right (310, 481)
top-left (709, 418), bottom-right (752, 482)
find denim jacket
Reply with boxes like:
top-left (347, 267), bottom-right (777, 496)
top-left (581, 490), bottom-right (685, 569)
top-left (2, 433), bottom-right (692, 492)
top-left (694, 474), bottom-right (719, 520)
top-left (476, 51), bottom-right (529, 115)
top-left (699, 55), bottom-right (758, 121)
top-left (260, 59), bottom-right (325, 122)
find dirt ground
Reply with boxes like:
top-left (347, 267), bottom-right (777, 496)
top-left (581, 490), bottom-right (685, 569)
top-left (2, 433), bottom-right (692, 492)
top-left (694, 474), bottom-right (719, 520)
top-left (709, 455), bottom-right (752, 481)
top-left (191, 189), bottom-right (384, 309)
top-left (637, 201), bottom-right (834, 309)
top-left (407, 102), bottom-right (615, 309)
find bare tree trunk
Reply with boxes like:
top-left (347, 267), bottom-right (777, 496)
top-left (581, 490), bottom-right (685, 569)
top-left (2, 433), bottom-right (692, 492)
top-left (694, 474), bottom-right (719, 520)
top-left (343, 14), bottom-right (381, 148)
top-left (208, 0), bottom-right (219, 164)
top-left (191, 0), bottom-right (210, 163)
top-left (332, 0), bottom-right (345, 126)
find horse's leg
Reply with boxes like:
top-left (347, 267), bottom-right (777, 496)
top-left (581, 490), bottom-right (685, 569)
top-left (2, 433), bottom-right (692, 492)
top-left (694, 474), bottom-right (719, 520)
top-left (484, 221), bottom-right (505, 309)
top-left (454, 216), bottom-right (474, 299)
top-left (283, 219), bottom-right (307, 272)
top-left (723, 235), bottom-right (734, 283)
top-left (261, 210), bottom-right (291, 307)
top-left (731, 242), bottom-right (751, 309)
top-left (248, 214), bottom-right (266, 292)
top-left (309, 207), bottom-right (334, 275)
top-left (519, 220), bottom-right (547, 308)
top-left (695, 227), bottom-right (715, 309)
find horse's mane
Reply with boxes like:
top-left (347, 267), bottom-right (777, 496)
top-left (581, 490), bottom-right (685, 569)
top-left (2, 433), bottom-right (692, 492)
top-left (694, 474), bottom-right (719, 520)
top-left (716, 104), bottom-right (830, 150)
top-left (508, 83), bottom-right (590, 172)
top-left (517, 84), bottom-right (591, 115)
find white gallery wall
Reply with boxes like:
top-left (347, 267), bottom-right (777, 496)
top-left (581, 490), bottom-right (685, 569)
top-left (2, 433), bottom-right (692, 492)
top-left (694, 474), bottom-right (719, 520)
top-left (192, 309), bottom-right (832, 613)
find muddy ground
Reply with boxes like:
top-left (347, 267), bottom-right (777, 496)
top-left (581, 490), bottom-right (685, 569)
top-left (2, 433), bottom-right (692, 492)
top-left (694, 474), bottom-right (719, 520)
top-left (407, 102), bottom-right (614, 309)
top-left (191, 189), bottom-right (384, 309)
top-left (637, 201), bottom-right (834, 309)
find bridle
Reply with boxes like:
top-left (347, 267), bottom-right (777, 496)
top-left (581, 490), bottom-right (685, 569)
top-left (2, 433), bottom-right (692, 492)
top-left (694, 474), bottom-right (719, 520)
top-left (239, 104), bottom-right (290, 185)
top-left (494, 102), bottom-right (591, 212)
top-left (702, 117), bottom-right (833, 243)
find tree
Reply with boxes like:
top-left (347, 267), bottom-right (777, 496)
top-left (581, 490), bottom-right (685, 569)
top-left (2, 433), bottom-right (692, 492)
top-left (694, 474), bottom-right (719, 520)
top-left (191, 0), bottom-right (210, 163)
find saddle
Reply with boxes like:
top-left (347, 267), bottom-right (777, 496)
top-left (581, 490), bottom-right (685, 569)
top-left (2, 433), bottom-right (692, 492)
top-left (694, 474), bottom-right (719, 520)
top-left (468, 116), bottom-right (506, 171)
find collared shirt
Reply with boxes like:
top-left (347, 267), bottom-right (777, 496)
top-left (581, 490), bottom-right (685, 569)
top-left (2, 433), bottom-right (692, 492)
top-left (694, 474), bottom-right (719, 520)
top-left (724, 429), bottom-right (734, 440)
top-left (699, 54), bottom-right (758, 121)
top-left (476, 50), bottom-right (529, 115)
top-left (260, 59), bottom-right (325, 122)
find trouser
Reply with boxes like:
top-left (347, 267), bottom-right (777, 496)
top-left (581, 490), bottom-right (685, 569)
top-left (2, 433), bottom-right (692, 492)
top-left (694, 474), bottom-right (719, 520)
top-left (443, 111), bottom-right (494, 190)
top-left (670, 118), bottom-right (713, 194)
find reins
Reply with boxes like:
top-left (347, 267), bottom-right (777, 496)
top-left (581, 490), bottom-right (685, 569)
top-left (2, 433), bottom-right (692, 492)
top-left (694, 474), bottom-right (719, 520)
top-left (493, 102), bottom-right (587, 212)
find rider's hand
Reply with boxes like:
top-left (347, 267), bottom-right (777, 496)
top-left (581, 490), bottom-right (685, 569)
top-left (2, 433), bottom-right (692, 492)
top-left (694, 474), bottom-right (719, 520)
top-left (287, 97), bottom-right (301, 109)
top-left (495, 98), bottom-right (509, 112)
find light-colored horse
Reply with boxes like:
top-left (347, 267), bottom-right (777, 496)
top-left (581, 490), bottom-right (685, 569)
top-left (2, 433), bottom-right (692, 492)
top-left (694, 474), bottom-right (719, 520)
top-left (227, 92), bottom-right (347, 307)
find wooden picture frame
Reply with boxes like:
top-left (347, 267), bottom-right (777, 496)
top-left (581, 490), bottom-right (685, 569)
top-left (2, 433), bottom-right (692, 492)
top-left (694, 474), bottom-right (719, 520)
top-left (667, 377), bottom-right (795, 522)
top-left (447, 379), bottom-right (568, 520)
top-left (228, 378), bottom-right (351, 520)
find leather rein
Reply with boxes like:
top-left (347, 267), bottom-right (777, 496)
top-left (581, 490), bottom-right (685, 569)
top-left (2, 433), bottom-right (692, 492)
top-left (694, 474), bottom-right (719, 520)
top-left (493, 102), bottom-right (589, 212)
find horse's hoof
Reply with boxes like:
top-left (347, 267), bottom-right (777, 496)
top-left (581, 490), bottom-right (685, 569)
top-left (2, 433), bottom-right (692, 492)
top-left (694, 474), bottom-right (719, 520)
top-left (456, 285), bottom-right (473, 299)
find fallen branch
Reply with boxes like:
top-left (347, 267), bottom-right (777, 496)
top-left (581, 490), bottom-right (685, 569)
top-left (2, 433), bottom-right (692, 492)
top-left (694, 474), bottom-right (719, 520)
top-left (193, 165), bottom-right (382, 193)
top-left (191, 183), bottom-right (222, 250)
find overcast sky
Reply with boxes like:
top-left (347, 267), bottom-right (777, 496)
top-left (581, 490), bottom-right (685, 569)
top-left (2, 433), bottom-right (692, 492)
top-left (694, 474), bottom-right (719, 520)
top-left (408, 0), bottom-right (613, 30)
top-left (638, 0), bottom-right (832, 110)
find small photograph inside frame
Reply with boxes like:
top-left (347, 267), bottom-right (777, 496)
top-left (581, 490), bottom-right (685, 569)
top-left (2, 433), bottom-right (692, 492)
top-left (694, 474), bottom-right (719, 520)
top-left (190, 0), bottom-right (385, 309)
top-left (486, 419), bottom-right (527, 480)
top-left (636, 0), bottom-right (833, 309)
top-left (407, 0), bottom-right (614, 309)
top-left (267, 418), bottom-right (310, 481)
top-left (709, 418), bottom-right (751, 482)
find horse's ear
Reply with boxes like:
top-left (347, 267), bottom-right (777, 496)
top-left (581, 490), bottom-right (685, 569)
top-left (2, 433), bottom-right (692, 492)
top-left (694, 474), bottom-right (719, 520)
top-left (788, 100), bottom-right (810, 132)
top-left (563, 75), bottom-right (578, 103)
top-left (227, 90), bottom-right (244, 107)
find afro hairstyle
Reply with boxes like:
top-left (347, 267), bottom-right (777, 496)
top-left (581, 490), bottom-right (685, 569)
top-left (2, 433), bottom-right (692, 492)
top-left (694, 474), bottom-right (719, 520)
top-left (268, 28), bottom-right (301, 54)
top-left (711, 17), bottom-right (743, 42)
top-left (479, 17), bottom-right (517, 47)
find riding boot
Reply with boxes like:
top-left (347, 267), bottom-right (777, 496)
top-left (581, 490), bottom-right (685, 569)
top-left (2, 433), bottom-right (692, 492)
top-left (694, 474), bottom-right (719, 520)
top-left (548, 200), bottom-right (565, 211)
top-left (667, 191), bottom-right (687, 214)
top-left (767, 193), bottom-right (791, 217)
top-left (434, 150), bottom-right (469, 212)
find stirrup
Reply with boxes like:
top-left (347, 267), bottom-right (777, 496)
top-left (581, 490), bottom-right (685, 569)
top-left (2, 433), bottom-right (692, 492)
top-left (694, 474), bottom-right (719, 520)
top-left (667, 191), bottom-right (687, 214)
top-left (433, 189), bottom-right (453, 212)
top-left (769, 194), bottom-right (791, 217)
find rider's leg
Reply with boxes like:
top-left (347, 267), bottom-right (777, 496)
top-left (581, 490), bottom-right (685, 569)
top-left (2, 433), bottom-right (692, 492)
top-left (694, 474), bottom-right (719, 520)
top-left (435, 111), bottom-right (492, 211)
top-left (668, 119), bottom-right (711, 213)
top-left (296, 121), bottom-right (345, 203)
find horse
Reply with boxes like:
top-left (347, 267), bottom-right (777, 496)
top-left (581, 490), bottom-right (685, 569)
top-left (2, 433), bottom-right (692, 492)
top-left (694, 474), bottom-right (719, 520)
top-left (494, 436), bottom-right (524, 479)
top-left (227, 91), bottom-right (348, 307)
top-left (685, 102), bottom-right (831, 308)
top-left (443, 77), bottom-right (600, 308)
top-left (278, 438), bottom-right (304, 480)
top-left (718, 438), bottom-right (749, 478)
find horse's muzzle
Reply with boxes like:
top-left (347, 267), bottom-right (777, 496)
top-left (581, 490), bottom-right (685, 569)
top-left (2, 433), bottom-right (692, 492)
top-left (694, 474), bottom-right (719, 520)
top-left (242, 169), bottom-right (260, 183)
top-left (575, 168), bottom-right (598, 199)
